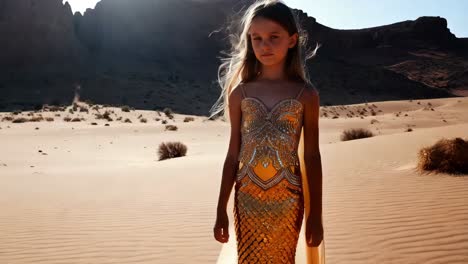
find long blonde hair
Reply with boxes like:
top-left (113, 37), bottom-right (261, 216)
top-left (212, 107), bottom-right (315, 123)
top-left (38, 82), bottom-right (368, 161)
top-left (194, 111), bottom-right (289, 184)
top-left (208, 0), bottom-right (320, 121)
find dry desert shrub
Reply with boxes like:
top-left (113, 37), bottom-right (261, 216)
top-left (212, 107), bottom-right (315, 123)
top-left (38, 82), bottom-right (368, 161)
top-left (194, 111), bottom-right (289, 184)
top-left (417, 137), bottom-right (468, 175)
top-left (29, 116), bottom-right (44, 122)
top-left (63, 117), bottom-right (72, 122)
top-left (140, 118), bottom-right (147, 123)
top-left (158, 141), bottom-right (187, 161)
top-left (42, 104), bottom-right (61, 112)
top-left (2, 116), bottom-right (13, 121)
top-left (163, 108), bottom-right (174, 119)
top-left (121, 105), bottom-right (131, 112)
top-left (45, 117), bottom-right (54, 122)
top-left (95, 110), bottom-right (113, 121)
top-left (165, 124), bottom-right (178, 131)
top-left (183, 117), bottom-right (195, 122)
top-left (124, 118), bottom-right (132, 123)
top-left (72, 102), bottom-right (79, 111)
top-left (12, 117), bottom-right (28, 123)
top-left (340, 128), bottom-right (374, 141)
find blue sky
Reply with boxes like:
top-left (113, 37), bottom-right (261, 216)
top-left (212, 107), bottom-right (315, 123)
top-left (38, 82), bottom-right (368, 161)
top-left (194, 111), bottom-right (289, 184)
top-left (286, 0), bottom-right (467, 37)
top-left (64, 0), bottom-right (467, 38)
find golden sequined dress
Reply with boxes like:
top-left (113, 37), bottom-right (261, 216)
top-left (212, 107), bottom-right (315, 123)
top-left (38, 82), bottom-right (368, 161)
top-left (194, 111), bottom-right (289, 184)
top-left (234, 84), bottom-right (306, 263)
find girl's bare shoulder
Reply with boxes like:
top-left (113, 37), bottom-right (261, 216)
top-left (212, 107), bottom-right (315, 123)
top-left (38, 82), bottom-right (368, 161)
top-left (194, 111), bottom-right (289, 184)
top-left (229, 83), bottom-right (245, 103)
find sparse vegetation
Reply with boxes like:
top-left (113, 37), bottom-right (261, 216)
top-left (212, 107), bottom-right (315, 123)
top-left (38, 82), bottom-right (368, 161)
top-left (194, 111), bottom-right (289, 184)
top-left (72, 103), bottom-right (79, 111)
top-left (64, 117), bottom-right (72, 122)
top-left (165, 124), bottom-right (178, 131)
top-left (29, 116), bottom-right (44, 122)
top-left (121, 105), bottom-right (131, 112)
top-left (124, 118), bottom-right (132, 123)
top-left (183, 117), bottom-right (195, 122)
top-left (163, 108), bottom-right (174, 119)
top-left (12, 117), bottom-right (28, 123)
top-left (140, 118), bottom-right (147, 123)
top-left (95, 110), bottom-right (113, 121)
top-left (340, 128), bottom-right (374, 141)
top-left (43, 104), bottom-right (65, 112)
top-left (417, 137), bottom-right (468, 175)
top-left (158, 141), bottom-right (187, 161)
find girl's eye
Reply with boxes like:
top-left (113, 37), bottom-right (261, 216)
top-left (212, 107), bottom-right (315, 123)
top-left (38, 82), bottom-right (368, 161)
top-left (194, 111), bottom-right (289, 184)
top-left (252, 36), bottom-right (278, 41)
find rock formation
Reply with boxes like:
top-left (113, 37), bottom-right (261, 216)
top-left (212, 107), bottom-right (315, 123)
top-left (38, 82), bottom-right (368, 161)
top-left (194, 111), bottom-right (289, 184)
top-left (0, 0), bottom-right (466, 114)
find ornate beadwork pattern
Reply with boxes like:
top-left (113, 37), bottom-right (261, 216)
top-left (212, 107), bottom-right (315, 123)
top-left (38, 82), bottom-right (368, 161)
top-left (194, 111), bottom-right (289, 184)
top-left (234, 86), bottom-right (306, 263)
top-left (236, 163), bottom-right (302, 190)
top-left (237, 96), bottom-right (304, 189)
top-left (234, 175), bottom-right (304, 263)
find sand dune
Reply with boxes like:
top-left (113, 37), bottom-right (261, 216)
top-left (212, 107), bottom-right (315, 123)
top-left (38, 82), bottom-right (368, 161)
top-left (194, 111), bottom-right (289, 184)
top-left (0, 97), bottom-right (467, 263)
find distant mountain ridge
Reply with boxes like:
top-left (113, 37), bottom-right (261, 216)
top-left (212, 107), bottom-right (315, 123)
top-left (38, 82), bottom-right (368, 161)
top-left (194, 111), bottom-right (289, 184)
top-left (0, 0), bottom-right (466, 114)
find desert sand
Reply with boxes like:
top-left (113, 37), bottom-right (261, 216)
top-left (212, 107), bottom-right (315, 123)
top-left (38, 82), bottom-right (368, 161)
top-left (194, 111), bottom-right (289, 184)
top-left (1, 96), bottom-right (467, 264)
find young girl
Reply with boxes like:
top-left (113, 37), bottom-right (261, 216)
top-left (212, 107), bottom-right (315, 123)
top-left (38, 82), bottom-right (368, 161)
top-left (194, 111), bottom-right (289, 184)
top-left (210, 0), bottom-right (325, 262)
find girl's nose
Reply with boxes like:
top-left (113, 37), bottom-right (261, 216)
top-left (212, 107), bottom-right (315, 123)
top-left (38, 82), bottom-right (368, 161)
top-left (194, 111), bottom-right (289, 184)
top-left (260, 39), bottom-right (272, 50)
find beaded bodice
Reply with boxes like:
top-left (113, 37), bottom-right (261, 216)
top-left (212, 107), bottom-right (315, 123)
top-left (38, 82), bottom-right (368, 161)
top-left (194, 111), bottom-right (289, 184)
top-left (236, 84), bottom-right (305, 190)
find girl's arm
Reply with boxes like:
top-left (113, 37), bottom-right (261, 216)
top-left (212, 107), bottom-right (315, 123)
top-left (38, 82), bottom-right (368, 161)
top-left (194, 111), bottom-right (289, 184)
top-left (216, 85), bottom-right (243, 213)
top-left (302, 85), bottom-right (323, 223)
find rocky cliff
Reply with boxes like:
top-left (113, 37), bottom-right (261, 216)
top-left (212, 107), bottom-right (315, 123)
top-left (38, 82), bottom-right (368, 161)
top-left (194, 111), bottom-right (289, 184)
top-left (0, 0), bottom-right (466, 114)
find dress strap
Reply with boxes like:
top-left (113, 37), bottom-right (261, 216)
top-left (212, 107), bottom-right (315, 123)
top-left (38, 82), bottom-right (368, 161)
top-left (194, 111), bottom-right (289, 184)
top-left (240, 84), bottom-right (247, 99)
top-left (295, 86), bottom-right (305, 100)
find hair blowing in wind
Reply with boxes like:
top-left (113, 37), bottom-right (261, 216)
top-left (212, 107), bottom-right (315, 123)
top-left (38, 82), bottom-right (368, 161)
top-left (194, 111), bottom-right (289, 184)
top-left (208, 0), bottom-right (320, 122)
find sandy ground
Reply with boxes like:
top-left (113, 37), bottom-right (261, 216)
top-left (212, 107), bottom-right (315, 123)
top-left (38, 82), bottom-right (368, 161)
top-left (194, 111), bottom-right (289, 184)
top-left (0, 96), bottom-right (467, 263)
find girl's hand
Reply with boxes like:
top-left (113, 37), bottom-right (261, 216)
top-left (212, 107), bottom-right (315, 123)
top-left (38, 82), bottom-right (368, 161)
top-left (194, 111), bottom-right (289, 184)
top-left (306, 216), bottom-right (323, 247)
top-left (213, 210), bottom-right (229, 243)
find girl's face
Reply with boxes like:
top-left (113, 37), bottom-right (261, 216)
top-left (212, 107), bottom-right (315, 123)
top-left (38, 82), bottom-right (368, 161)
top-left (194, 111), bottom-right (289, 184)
top-left (248, 17), bottom-right (298, 67)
